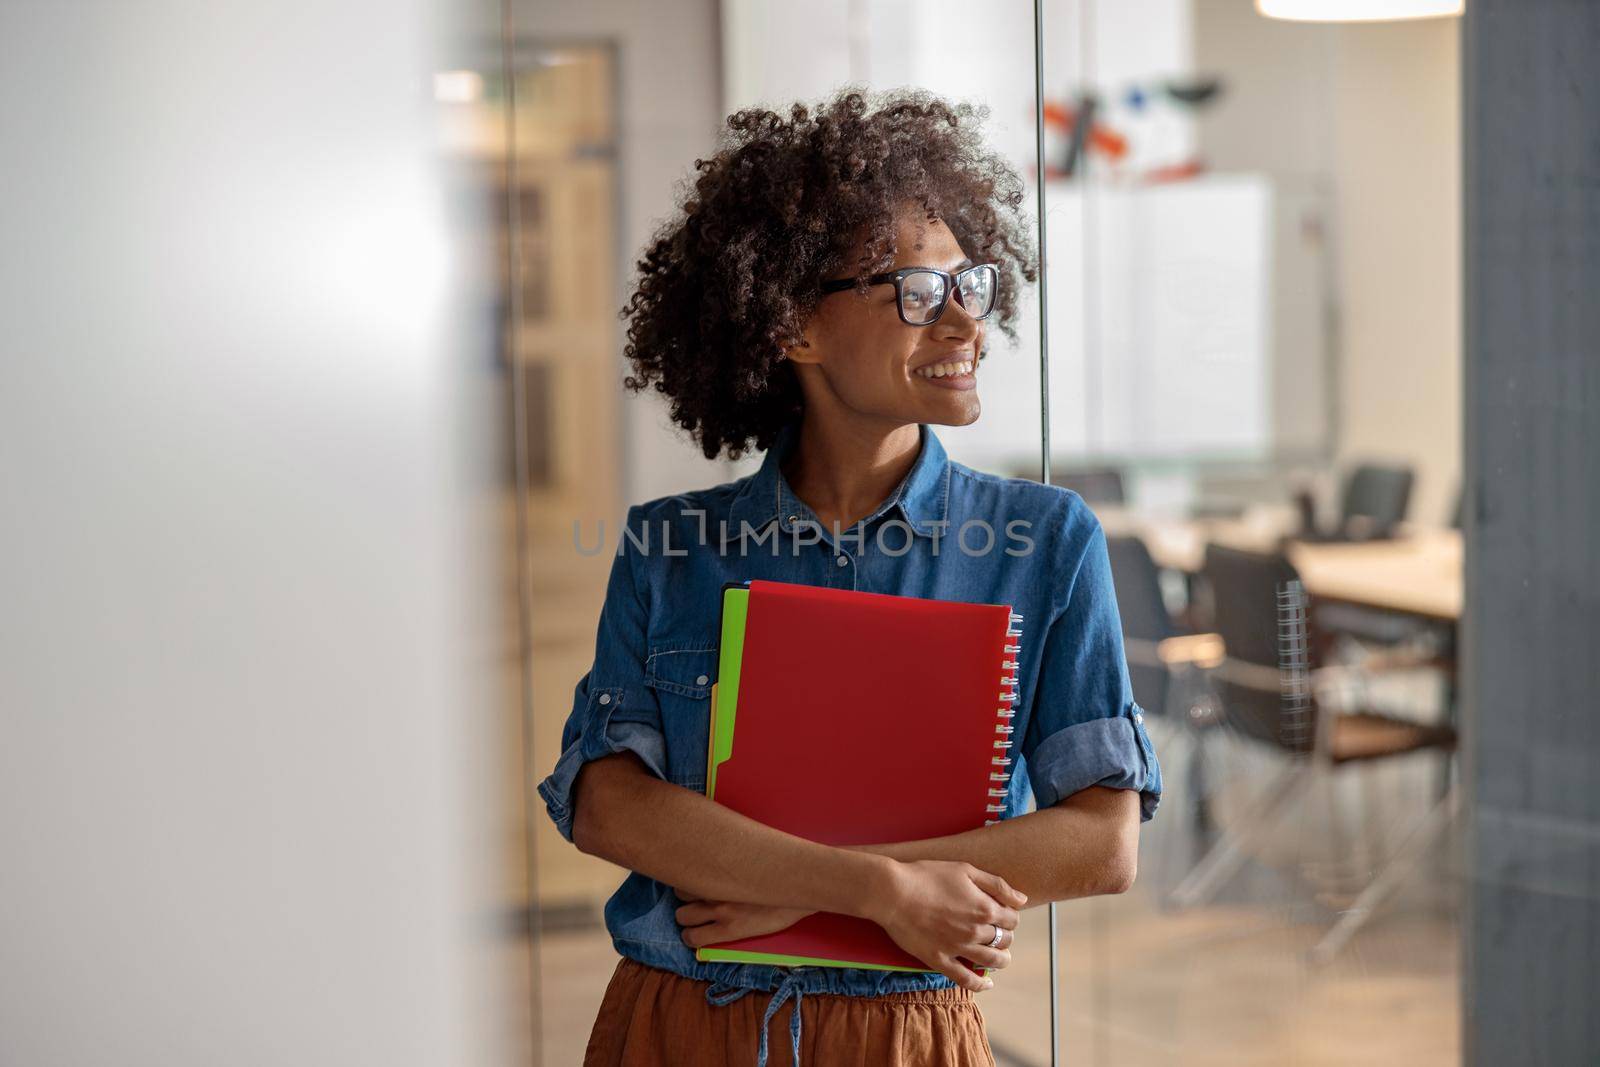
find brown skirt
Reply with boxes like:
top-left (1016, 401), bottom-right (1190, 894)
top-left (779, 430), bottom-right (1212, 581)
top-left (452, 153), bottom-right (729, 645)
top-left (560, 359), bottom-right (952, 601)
top-left (583, 957), bottom-right (997, 1067)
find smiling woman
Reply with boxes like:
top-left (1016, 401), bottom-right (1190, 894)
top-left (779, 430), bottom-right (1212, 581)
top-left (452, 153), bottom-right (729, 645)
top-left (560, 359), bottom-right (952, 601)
top-left (539, 85), bottom-right (1161, 1067)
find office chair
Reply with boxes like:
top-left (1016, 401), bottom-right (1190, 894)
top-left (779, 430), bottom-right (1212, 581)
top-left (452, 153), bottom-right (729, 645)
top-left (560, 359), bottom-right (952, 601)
top-left (1340, 463), bottom-right (1414, 533)
top-left (1167, 544), bottom-right (1457, 963)
top-left (1313, 462), bottom-right (1443, 651)
top-left (1107, 535), bottom-right (1226, 889)
top-left (1105, 536), bottom-right (1225, 717)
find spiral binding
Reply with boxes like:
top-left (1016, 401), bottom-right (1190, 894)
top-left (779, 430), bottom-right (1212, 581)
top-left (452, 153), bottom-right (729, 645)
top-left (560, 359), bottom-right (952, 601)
top-left (1276, 579), bottom-right (1313, 751)
top-left (985, 611), bottom-right (1024, 824)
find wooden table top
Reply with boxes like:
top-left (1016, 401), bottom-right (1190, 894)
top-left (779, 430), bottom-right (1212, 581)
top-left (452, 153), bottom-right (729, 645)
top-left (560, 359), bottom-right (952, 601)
top-left (1096, 506), bottom-right (1463, 622)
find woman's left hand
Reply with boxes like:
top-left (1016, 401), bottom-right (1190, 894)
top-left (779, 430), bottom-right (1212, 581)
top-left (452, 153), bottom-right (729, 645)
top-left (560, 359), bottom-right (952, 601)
top-left (674, 890), bottom-right (814, 947)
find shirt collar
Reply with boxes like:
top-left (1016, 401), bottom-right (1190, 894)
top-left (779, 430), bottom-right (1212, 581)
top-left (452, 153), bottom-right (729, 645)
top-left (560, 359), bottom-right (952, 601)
top-left (721, 420), bottom-right (952, 544)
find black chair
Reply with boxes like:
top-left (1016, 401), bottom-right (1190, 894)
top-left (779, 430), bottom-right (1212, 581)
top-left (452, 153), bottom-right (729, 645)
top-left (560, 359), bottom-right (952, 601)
top-left (1339, 463), bottom-right (1414, 533)
top-left (1106, 535), bottom-right (1183, 718)
top-left (1311, 462), bottom-right (1436, 646)
top-left (1168, 544), bottom-right (1457, 962)
top-left (1107, 535), bottom-right (1226, 859)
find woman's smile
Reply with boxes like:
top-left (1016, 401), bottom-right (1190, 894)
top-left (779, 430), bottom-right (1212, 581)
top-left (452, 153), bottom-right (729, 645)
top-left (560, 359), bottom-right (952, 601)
top-left (912, 354), bottom-right (978, 391)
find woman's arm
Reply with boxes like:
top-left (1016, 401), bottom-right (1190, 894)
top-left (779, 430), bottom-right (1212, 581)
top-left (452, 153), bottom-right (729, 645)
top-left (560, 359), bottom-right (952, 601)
top-left (571, 751), bottom-right (892, 915)
top-left (671, 786), bottom-right (1140, 951)
top-left (570, 750), bottom-right (1028, 989)
top-left (854, 785), bottom-right (1141, 903)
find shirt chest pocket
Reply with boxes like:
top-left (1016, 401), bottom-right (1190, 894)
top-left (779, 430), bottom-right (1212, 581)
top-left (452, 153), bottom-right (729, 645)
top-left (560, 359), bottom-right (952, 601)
top-left (643, 642), bottom-right (717, 792)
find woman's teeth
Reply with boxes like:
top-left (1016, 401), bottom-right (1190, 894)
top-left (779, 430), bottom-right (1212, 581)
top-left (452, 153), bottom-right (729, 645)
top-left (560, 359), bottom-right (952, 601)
top-left (915, 359), bottom-right (974, 379)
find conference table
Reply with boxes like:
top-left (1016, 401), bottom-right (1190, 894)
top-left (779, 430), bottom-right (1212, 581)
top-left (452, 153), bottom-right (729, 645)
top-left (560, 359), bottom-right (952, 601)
top-left (1095, 505), bottom-right (1463, 623)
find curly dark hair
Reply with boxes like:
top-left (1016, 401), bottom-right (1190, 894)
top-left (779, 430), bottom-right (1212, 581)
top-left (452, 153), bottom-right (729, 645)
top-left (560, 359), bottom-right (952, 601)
top-left (619, 87), bottom-right (1039, 460)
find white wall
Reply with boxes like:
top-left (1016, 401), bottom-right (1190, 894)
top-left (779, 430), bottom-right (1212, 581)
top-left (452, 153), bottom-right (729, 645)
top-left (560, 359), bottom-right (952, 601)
top-left (1331, 19), bottom-right (1461, 527)
top-left (0, 3), bottom-right (508, 1063)
top-left (1195, 0), bottom-right (1461, 524)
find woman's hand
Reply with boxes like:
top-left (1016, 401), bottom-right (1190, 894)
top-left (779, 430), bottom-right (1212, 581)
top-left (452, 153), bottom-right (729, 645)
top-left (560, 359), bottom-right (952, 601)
top-left (671, 858), bottom-right (1023, 991)
top-left (864, 859), bottom-right (1024, 991)
top-left (675, 891), bottom-right (815, 948)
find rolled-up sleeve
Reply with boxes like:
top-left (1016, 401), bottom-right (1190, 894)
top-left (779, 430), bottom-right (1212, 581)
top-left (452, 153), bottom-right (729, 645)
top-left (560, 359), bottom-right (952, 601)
top-left (1023, 519), bottom-right (1163, 822)
top-left (535, 506), bottom-right (669, 843)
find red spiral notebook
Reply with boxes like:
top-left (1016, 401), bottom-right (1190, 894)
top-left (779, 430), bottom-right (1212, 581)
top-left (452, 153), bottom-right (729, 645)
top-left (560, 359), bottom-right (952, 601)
top-left (699, 578), bottom-right (1023, 972)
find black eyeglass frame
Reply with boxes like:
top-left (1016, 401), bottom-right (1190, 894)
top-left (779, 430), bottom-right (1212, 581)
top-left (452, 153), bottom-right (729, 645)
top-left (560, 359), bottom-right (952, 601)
top-left (817, 263), bottom-right (1000, 327)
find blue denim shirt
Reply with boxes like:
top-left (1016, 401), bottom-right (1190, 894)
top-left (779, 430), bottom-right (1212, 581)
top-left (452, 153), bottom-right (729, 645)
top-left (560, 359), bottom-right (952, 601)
top-left (537, 420), bottom-right (1161, 1057)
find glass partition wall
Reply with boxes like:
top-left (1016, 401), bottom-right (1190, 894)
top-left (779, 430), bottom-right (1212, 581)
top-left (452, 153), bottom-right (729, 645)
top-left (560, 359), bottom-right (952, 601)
top-left (502, 2), bottom-right (1463, 1064)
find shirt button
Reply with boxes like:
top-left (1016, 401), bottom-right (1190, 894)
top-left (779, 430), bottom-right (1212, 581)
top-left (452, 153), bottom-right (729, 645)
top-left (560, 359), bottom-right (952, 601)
top-left (696, 674), bottom-right (709, 685)
top-left (597, 693), bottom-right (611, 705)
top-left (836, 554), bottom-right (849, 567)
top-left (1134, 711), bottom-right (1144, 724)
top-left (786, 514), bottom-right (801, 526)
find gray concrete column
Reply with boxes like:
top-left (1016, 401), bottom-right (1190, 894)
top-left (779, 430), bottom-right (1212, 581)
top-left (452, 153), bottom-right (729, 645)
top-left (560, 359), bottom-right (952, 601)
top-left (1463, 2), bottom-right (1600, 1063)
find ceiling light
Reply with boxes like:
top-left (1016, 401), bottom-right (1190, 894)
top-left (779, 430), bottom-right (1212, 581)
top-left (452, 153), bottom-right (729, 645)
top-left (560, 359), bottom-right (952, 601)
top-left (1257, 0), bottom-right (1463, 21)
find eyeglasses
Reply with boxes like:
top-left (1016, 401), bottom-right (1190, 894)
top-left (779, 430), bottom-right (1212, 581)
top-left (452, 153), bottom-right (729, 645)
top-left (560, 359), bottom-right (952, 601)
top-left (818, 263), bottom-right (999, 326)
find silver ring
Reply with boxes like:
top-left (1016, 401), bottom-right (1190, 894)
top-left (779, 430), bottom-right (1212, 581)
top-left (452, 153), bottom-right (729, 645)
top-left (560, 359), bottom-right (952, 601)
top-left (987, 923), bottom-right (1004, 948)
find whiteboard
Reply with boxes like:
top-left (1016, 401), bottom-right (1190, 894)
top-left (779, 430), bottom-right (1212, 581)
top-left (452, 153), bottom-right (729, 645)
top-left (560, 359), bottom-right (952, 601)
top-left (944, 173), bottom-right (1331, 475)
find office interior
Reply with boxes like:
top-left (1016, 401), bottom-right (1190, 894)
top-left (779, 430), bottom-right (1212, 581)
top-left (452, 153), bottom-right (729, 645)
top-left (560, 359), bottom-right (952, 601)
top-left (508, 2), bottom-right (1463, 1064)
top-left (2, 1), bottom-right (1593, 1066)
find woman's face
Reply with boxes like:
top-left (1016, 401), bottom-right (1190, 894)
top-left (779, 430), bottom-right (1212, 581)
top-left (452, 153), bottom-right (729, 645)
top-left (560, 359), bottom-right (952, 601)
top-left (788, 207), bottom-right (987, 429)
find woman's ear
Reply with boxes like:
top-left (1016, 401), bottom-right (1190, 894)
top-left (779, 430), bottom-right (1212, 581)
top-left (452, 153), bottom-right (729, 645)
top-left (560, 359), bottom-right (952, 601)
top-left (782, 334), bottom-right (822, 366)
